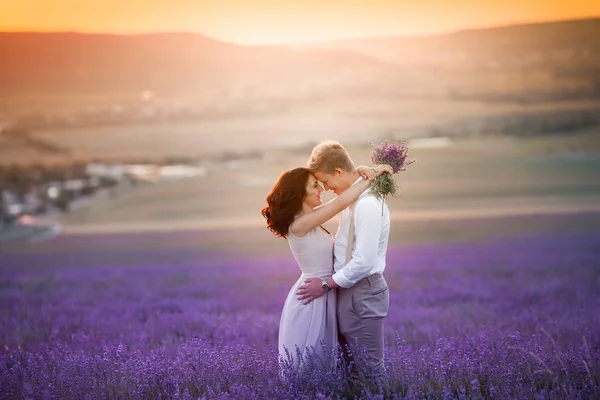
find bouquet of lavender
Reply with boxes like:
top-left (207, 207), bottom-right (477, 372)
top-left (370, 139), bottom-right (415, 199)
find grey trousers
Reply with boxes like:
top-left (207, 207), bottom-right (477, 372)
top-left (337, 273), bottom-right (389, 374)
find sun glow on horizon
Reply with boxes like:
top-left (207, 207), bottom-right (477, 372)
top-left (0, 0), bottom-right (599, 45)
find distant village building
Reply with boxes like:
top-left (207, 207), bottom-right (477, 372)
top-left (1, 189), bottom-right (24, 222)
top-left (86, 163), bottom-right (125, 182)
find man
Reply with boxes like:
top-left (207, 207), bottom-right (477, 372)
top-left (296, 140), bottom-right (391, 375)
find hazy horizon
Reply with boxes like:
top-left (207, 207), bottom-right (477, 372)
top-left (1, 0), bottom-right (599, 45)
top-left (1, 15), bottom-right (599, 46)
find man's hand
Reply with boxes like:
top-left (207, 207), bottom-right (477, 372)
top-left (296, 278), bottom-right (325, 305)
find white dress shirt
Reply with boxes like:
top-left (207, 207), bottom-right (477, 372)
top-left (331, 178), bottom-right (391, 288)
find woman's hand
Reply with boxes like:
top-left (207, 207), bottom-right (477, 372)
top-left (356, 165), bottom-right (377, 182)
top-left (376, 164), bottom-right (393, 176)
top-left (357, 164), bottom-right (394, 183)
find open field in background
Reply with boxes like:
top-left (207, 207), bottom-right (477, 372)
top-left (2, 128), bottom-right (599, 259)
top-left (34, 131), bottom-right (598, 244)
top-left (1, 97), bottom-right (599, 164)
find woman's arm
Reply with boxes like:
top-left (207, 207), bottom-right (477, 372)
top-left (290, 165), bottom-right (392, 237)
top-left (290, 177), bottom-right (372, 237)
top-left (315, 164), bottom-right (380, 210)
top-left (317, 164), bottom-right (391, 210)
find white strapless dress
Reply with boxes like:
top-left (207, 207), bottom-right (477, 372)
top-left (278, 226), bottom-right (337, 369)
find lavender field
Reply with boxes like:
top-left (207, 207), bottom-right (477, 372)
top-left (1, 228), bottom-right (600, 399)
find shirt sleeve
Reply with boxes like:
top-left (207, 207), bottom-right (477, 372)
top-left (331, 198), bottom-right (383, 288)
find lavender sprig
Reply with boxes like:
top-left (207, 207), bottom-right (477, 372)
top-left (369, 139), bottom-right (414, 199)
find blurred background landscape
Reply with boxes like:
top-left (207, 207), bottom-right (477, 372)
top-left (1, 17), bottom-right (599, 248)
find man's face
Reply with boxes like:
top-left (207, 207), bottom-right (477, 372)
top-left (313, 169), bottom-right (349, 196)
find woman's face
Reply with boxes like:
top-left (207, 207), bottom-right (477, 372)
top-left (303, 174), bottom-right (323, 208)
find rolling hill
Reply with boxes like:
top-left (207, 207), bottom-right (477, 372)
top-left (0, 18), bottom-right (598, 96)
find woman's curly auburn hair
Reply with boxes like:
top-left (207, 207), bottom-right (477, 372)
top-left (261, 167), bottom-right (311, 238)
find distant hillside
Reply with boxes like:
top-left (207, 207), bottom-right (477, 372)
top-left (295, 18), bottom-right (600, 66)
top-left (0, 32), bottom-right (385, 94)
top-left (295, 18), bottom-right (600, 103)
top-left (1, 18), bottom-right (599, 96)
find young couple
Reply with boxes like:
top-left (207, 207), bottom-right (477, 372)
top-left (261, 140), bottom-right (392, 375)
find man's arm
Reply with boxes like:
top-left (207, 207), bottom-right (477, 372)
top-left (296, 275), bottom-right (338, 305)
top-left (331, 198), bottom-right (383, 288)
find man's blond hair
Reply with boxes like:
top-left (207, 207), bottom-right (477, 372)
top-left (307, 140), bottom-right (355, 174)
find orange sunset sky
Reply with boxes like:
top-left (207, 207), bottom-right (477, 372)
top-left (1, 0), bottom-right (599, 44)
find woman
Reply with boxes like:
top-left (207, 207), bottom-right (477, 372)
top-left (261, 164), bottom-right (391, 369)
